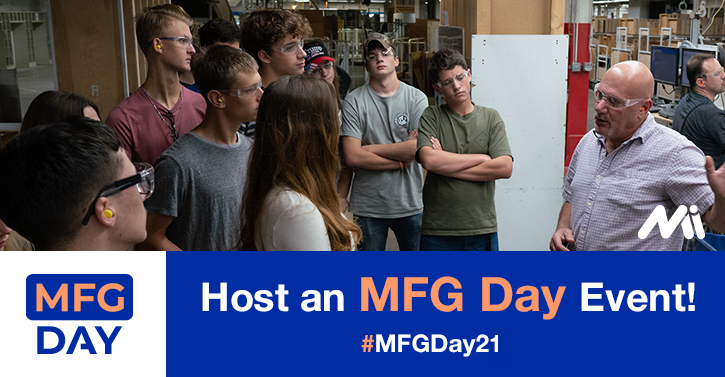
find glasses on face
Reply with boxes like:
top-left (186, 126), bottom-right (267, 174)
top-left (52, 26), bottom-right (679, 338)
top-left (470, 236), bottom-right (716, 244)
top-left (143, 36), bottom-right (193, 49)
top-left (82, 163), bottom-right (155, 226)
top-left (436, 70), bottom-right (469, 89)
top-left (701, 67), bottom-right (724, 79)
top-left (593, 83), bottom-right (647, 109)
top-left (273, 39), bottom-right (304, 54)
top-left (218, 81), bottom-right (263, 98)
top-left (366, 48), bottom-right (394, 61)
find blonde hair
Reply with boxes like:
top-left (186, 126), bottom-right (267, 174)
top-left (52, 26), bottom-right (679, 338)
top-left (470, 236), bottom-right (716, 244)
top-left (136, 4), bottom-right (193, 54)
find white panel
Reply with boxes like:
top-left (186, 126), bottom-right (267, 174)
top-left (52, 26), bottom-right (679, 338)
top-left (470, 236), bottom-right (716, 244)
top-left (0, 251), bottom-right (167, 376)
top-left (471, 35), bottom-right (569, 251)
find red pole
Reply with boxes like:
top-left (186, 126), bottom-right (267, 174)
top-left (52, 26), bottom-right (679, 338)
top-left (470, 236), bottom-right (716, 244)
top-left (564, 22), bottom-right (591, 169)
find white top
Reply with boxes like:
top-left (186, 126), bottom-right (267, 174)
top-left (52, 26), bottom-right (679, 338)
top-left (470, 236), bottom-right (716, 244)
top-left (256, 188), bottom-right (354, 251)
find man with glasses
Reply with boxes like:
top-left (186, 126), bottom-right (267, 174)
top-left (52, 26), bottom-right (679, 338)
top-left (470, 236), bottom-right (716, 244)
top-left (239, 9), bottom-right (311, 138)
top-left (416, 49), bottom-right (513, 251)
top-left (673, 54), bottom-right (725, 169)
top-left (106, 4), bottom-right (206, 165)
top-left (0, 118), bottom-right (152, 251)
top-left (140, 46), bottom-right (260, 251)
top-left (340, 33), bottom-right (428, 251)
top-left (549, 61), bottom-right (725, 251)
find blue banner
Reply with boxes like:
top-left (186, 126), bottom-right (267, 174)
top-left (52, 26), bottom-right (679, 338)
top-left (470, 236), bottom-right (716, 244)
top-left (166, 252), bottom-right (723, 375)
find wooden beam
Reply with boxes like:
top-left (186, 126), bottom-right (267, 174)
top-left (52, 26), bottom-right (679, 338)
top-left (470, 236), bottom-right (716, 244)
top-left (550, 0), bottom-right (565, 35)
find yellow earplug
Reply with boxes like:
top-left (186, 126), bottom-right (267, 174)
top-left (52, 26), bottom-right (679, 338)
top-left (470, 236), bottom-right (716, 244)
top-left (157, 45), bottom-right (161, 49)
top-left (103, 209), bottom-right (114, 219)
top-left (217, 98), bottom-right (223, 103)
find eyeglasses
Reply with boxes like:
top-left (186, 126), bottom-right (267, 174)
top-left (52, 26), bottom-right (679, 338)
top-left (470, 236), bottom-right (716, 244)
top-left (82, 163), bottom-right (155, 226)
top-left (272, 39), bottom-right (304, 54)
top-left (436, 71), bottom-right (469, 88)
top-left (700, 67), bottom-right (724, 79)
top-left (366, 48), bottom-right (394, 61)
top-left (218, 81), bottom-right (263, 98)
top-left (143, 36), bottom-right (193, 49)
top-left (593, 83), bottom-right (647, 109)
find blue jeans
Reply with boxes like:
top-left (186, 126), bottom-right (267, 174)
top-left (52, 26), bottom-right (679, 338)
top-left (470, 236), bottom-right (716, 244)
top-left (357, 213), bottom-right (423, 251)
top-left (420, 233), bottom-right (499, 251)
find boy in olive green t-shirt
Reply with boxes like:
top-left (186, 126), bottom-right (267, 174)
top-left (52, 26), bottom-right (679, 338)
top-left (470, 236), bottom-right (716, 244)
top-left (416, 49), bottom-right (513, 251)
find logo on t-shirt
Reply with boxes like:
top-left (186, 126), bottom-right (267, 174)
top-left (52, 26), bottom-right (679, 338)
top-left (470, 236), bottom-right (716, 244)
top-left (394, 112), bottom-right (409, 129)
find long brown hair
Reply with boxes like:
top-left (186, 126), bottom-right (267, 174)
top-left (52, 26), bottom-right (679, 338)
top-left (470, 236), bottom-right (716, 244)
top-left (239, 75), bottom-right (361, 250)
top-left (21, 91), bottom-right (100, 133)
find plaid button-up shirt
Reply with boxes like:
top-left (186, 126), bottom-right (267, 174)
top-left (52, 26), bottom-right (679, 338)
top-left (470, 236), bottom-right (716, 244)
top-left (563, 114), bottom-right (714, 251)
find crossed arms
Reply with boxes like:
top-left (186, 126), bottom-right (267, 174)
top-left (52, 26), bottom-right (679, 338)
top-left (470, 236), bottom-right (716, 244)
top-left (342, 130), bottom-right (418, 170)
top-left (417, 137), bottom-right (513, 181)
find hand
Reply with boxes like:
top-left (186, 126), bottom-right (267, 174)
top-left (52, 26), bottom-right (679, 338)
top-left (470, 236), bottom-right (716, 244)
top-left (338, 197), bottom-right (350, 212)
top-left (431, 137), bottom-right (442, 150)
top-left (706, 156), bottom-right (725, 200)
top-left (549, 228), bottom-right (574, 251)
top-left (407, 129), bottom-right (418, 141)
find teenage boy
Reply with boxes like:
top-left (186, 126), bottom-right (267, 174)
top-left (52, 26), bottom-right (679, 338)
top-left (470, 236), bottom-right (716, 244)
top-left (0, 118), bottom-right (153, 251)
top-left (107, 4), bottom-right (206, 165)
top-left (239, 8), bottom-right (311, 137)
top-left (180, 18), bottom-right (241, 93)
top-left (416, 49), bottom-right (513, 251)
top-left (340, 33), bottom-right (427, 251)
top-left (140, 46), bottom-right (260, 251)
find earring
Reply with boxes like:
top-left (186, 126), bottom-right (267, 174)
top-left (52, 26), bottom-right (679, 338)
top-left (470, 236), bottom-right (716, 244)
top-left (103, 209), bottom-right (114, 219)
top-left (217, 98), bottom-right (223, 103)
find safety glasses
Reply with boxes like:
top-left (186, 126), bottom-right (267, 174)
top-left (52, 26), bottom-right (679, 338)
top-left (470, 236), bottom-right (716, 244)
top-left (594, 83), bottom-right (646, 109)
top-left (81, 163), bottom-right (155, 225)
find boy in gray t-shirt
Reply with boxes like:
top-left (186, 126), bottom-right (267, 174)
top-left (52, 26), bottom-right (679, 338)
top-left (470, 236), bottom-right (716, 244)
top-left (140, 46), bottom-right (262, 251)
top-left (340, 33), bottom-right (427, 251)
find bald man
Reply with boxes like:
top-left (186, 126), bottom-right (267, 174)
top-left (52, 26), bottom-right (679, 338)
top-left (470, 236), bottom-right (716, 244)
top-left (550, 61), bottom-right (725, 251)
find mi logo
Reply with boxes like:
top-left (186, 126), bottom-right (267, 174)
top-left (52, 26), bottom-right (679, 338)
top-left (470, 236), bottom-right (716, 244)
top-left (638, 205), bottom-right (705, 240)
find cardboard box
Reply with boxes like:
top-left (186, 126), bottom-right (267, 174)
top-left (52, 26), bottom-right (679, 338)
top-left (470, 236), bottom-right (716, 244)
top-left (298, 10), bottom-right (325, 38)
top-left (405, 18), bottom-right (438, 49)
top-left (617, 18), bottom-right (659, 35)
top-left (659, 13), bottom-right (691, 35)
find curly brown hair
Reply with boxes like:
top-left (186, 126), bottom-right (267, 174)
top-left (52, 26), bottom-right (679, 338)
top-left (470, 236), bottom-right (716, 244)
top-left (240, 8), bottom-right (312, 66)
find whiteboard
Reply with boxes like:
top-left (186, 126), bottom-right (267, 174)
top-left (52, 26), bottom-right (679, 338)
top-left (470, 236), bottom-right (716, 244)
top-left (471, 35), bottom-right (568, 250)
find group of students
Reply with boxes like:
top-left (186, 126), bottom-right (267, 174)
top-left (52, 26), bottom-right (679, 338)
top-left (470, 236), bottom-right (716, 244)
top-left (0, 5), bottom-right (511, 251)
